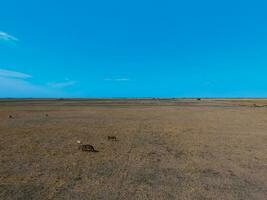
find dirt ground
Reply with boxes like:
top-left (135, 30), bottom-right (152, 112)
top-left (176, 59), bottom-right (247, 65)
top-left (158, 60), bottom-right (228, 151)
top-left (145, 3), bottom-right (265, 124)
top-left (0, 99), bottom-right (267, 200)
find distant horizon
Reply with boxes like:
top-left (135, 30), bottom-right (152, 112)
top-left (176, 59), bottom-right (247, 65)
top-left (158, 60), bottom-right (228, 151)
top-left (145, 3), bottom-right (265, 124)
top-left (1, 97), bottom-right (267, 99)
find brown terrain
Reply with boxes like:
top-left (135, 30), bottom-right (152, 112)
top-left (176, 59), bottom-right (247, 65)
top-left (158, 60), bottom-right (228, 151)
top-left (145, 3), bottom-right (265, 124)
top-left (0, 98), bottom-right (267, 199)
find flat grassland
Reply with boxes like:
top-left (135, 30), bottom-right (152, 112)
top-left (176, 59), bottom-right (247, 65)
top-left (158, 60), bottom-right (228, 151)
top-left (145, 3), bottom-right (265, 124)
top-left (0, 99), bottom-right (267, 199)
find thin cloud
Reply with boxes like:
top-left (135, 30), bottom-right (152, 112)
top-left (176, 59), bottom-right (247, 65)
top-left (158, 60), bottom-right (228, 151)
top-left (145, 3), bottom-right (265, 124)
top-left (104, 78), bottom-right (130, 81)
top-left (0, 76), bottom-right (68, 98)
top-left (0, 68), bottom-right (76, 97)
top-left (0, 31), bottom-right (18, 42)
top-left (0, 69), bottom-right (31, 79)
top-left (47, 80), bottom-right (76, 88)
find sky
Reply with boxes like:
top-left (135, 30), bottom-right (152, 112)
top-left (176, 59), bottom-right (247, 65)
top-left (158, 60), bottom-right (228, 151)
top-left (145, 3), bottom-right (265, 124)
top-left (0, 0), bottom-right (267, 98)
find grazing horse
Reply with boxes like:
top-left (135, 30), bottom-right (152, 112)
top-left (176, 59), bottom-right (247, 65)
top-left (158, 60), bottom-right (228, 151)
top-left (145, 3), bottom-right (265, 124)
top-left (77, 140), bottom-right (98, 152)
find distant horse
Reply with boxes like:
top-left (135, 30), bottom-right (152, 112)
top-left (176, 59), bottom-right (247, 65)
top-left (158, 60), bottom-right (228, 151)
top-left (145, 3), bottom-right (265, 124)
top-left (108, 136), bottom-right (118, 141)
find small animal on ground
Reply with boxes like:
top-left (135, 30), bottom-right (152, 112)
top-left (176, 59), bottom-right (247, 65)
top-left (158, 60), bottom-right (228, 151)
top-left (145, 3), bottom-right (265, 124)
top-left (77, 140), bottom-right (99, 152)
top-left (45, 114), bottom-right (49, 117)
top-left (108, 136), bottom-right (118, 141)
top-left (197, 98), bottom-right (201, 101)
top-left (253, 104), bottom-right (263, 108)
top-left (9, 115), bottom-right (13, 119)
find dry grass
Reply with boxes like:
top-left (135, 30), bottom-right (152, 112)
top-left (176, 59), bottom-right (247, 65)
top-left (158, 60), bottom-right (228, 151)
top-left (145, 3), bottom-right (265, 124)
top-left (0, 99), bottom-right (267, 199)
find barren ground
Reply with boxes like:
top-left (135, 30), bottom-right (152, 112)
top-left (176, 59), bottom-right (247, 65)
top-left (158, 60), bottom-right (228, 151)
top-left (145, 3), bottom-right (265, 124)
top-left (0, 99), bottom-right (267, 199)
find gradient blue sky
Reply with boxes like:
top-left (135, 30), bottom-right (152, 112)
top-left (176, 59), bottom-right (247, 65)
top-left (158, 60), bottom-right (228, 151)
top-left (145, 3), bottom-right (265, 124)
top-left (0, 0), bottom-right (267, 97)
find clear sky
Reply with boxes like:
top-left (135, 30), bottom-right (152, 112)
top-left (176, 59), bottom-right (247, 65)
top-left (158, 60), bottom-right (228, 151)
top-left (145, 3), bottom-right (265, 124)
top-left (0, 0), bottom-right (267, 98)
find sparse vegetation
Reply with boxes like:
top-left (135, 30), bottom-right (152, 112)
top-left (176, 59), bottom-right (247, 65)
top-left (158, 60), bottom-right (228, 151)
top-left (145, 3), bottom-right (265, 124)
top-left (0, 99), bottom-right (267, 199)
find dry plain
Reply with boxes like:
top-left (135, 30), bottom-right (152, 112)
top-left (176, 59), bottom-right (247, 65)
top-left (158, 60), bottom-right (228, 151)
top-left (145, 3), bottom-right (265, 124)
top-left (0, 98), bottom-right (267, 200)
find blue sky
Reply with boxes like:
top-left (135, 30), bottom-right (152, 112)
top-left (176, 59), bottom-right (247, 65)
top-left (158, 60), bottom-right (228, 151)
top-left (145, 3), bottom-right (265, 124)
top-left (0, 0), bottom-right (267, 97)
